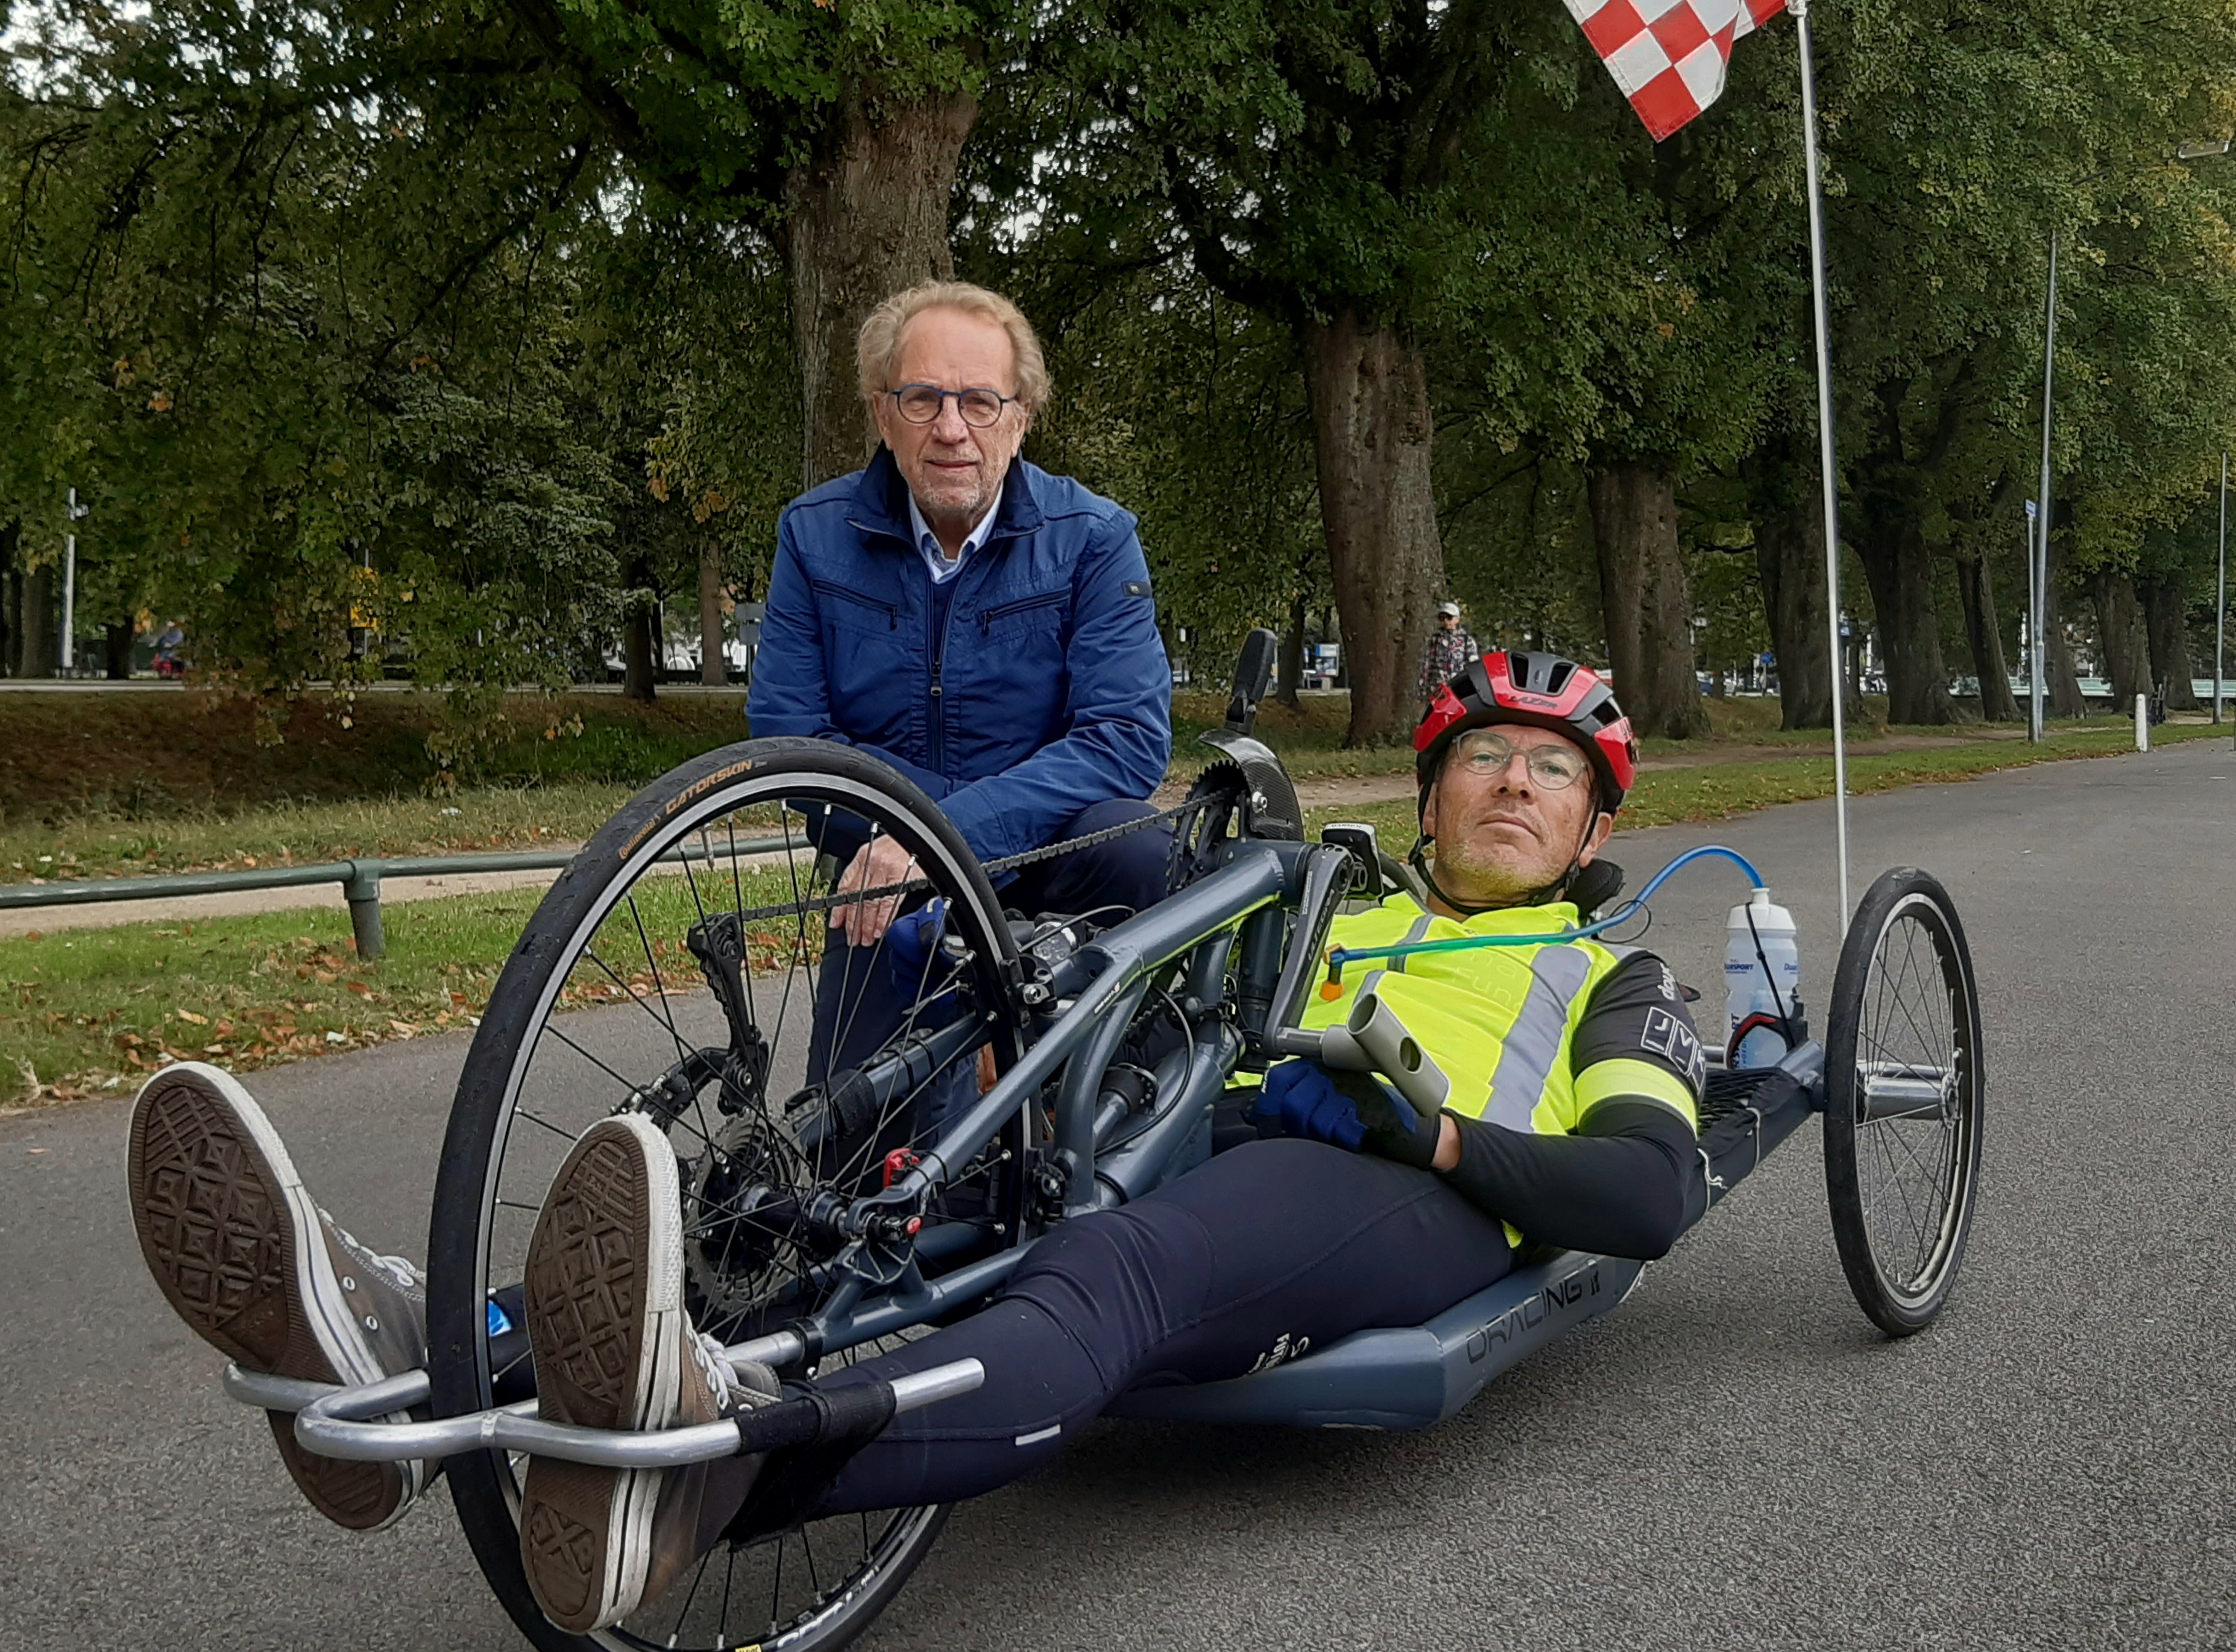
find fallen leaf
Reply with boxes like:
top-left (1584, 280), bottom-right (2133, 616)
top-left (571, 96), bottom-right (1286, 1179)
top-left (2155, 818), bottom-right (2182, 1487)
top-left (177, 1009), bottom-right (209, 1026)
top-left (345, 981), bottom-right (372, 997)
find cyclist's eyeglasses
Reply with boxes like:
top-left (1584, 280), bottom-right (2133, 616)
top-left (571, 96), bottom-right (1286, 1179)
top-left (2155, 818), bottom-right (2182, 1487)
top-left (1454, 730), bottom-right (1588, 790)
top-left (889, 384), bottom-right (1016, 429)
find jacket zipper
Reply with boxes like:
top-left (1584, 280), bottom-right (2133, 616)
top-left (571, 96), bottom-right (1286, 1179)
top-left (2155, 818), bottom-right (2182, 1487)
top-left (977, 590), bottom-right (1068, 635)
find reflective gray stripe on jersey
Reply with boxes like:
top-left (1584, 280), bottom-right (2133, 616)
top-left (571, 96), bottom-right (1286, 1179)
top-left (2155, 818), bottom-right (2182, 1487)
top-left (1481, 944), bottom-right (1596, 1132)
top-left (1383, 912), bottom-right (1436, 973)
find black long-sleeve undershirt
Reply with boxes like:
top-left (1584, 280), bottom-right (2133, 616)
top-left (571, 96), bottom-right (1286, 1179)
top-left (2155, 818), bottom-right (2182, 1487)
top-left (1438, 1098), bottom-right (1701, 1260)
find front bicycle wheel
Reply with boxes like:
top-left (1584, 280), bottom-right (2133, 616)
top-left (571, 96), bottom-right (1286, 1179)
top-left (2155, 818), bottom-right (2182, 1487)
top-left (1822, 865), bottom-right (1985, 1337)
top-left (428, 737), bottom-right (1029, 1652)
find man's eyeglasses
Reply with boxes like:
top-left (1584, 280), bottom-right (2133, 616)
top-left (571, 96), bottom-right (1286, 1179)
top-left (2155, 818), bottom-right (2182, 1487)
top-left (889, 384), bottom-right (1016, 429)
top-left (1453, 730), bottom-right (1588, 790)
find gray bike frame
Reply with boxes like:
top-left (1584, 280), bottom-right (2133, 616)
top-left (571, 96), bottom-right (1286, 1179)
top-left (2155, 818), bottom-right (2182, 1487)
top-left (723, 834), bottom-right (1350, 1368)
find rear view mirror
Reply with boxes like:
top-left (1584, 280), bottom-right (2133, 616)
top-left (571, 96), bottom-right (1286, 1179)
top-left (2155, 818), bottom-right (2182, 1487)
top-left (1226, 628), bottom-right (1278, 736)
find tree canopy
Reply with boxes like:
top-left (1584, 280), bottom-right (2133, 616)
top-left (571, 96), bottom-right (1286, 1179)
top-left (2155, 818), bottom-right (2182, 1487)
top-left (8, 0), bottom-right (2236, 753)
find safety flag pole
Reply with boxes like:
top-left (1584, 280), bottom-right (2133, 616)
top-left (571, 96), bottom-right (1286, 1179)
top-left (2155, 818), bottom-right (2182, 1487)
top-left (1790, 0), bottom-right (1850, 930)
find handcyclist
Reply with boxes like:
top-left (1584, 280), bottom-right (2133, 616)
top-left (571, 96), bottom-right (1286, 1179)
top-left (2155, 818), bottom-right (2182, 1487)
top-left (125, 650), bottom-right (1709, 1633)
top-left (746, 280), bottom-right (1174, 1116)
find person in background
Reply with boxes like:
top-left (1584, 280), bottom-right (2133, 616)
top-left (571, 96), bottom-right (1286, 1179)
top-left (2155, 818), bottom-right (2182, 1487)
top-left (1417, 600), bottom-right (1478, 715)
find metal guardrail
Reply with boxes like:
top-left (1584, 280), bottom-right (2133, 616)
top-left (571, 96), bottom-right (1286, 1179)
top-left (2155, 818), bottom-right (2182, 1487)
top-left (0, 836), bottom-right (796, 959)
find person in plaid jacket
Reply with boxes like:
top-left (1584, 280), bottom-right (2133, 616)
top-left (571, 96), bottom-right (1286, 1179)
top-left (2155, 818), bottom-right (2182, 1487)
top-left (1417, 601), bottom-right (1480, 712)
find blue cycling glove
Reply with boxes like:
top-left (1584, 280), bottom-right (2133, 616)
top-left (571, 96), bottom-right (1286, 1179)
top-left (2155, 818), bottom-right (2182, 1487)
top-left (885, 899), bottom-right (950, 985)
top-left (1252, 1062), bottom-right (1444, 1169)
top-left (1253, 1060), bottom-right (1368, 1151)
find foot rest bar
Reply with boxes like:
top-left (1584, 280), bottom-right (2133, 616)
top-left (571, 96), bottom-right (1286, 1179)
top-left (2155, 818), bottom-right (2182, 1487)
top-left (226, 1358), bottom-right (984, 1469)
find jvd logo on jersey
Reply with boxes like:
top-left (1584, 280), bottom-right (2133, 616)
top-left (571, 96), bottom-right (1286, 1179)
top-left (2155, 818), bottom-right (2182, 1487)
top-left (1640, 1007), bottom-right (1707, 1089)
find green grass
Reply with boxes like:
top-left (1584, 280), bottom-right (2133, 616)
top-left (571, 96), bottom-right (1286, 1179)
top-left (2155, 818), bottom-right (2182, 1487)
top-left (0, 782), bottom-right (642, 882)
top-left (1, 857), bottom-right (820, 1109)
top-left (8, 712), bottom-right (2220, 1109)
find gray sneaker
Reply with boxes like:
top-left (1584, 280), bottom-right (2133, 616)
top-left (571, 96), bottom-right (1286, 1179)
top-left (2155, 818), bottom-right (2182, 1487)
top-left (127, 1061), bottom-right (430, 1531)
top-left (518, 1111), bottom-right (778, 1633)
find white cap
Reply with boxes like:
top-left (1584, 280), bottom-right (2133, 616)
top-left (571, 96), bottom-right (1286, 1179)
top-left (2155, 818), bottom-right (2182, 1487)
top-left (1436, 600), bottom-right (1461, 618)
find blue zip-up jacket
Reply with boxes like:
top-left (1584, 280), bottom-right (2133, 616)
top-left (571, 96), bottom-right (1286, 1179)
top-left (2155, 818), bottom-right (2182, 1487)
top-left (746, 447), bottom-right (1173, 863)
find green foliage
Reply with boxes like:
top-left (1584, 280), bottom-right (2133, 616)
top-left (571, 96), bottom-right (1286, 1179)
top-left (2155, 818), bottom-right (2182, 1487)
top-left (10, 0), bottom-right (2236, 740)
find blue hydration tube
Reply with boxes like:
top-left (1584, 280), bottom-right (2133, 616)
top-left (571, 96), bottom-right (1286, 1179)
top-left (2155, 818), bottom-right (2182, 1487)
top-left (1319, 844), bottom-right (1767, 993)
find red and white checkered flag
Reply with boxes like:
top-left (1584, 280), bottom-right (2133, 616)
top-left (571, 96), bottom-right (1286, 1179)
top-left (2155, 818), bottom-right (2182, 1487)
top-left (1564, 0), bottom-right (1789, 141)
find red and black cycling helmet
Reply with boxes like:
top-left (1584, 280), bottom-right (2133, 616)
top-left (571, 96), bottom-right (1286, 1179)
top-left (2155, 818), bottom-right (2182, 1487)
top-left (1414, 650), bottom-right (1639, 817)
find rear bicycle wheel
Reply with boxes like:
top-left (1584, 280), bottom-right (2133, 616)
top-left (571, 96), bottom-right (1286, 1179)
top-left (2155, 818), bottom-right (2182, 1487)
top-left (428, 737), bottom-right (1029, 1652)
top-left (1822, 866), bottom-right (1985, 1337)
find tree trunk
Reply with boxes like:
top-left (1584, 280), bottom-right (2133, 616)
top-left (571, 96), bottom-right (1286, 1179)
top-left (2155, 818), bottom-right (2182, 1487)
top-left (2089, 571), bottom-right (2151, 706)
top-left (2035, 510), bottom-right (2086, 718)
top-left (1302, 310), bottom-right (1446, 747)
top-left (1275, 586), bottom-right (1306, 710)
top-left (1851, 502), bottom-right (1957, 725)
top-left (1587, 463), bottom-right (1710, 740)
top-left (2140, 576), bottom-right (2199, 710)
top-left (17, 557), bottom-right (57, 677)
top-left (622, 601), bottom-right (657, 703)
top-left (1954, 551), bottom-right (2021, 721)
top-left (104, 620), bottom-right (134, 680)
top-left (0, 520), bottom-right (17, 676)
top-left (699, 545), bottom-right (727, 686)
top-left (1748, 468), bottom-right (1833, 729)
top-left (785, 89), bottom-right (977, 489)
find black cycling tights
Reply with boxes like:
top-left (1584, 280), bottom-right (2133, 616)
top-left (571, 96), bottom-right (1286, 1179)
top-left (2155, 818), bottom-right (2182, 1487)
top-left (719, 1137), bottom-right (1515, 1521)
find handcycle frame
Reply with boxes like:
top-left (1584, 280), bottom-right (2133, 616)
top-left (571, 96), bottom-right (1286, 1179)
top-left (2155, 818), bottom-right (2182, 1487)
top-left (228, 742), bottom-right (1834, 1468)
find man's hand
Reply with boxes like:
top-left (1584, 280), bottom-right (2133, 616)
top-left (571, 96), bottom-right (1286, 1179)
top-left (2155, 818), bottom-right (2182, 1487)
top-left (830, 836), bottom-right (919, 947)
top-left (1252, 1061), bottom-right (1367, 1151)
top-left (1343, 1075), bottom-right (1446, 1171)
top-left (1252, 1062), bottom-right (1461, 1171)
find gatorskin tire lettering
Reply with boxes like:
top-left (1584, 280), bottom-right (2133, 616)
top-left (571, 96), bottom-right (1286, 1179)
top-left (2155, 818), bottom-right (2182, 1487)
top-left (617, 758), bottom-right (756, 859)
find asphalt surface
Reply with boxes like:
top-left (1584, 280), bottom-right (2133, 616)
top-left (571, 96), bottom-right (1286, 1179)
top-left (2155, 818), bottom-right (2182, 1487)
top-left (6, 736), bottom-right (2234, 1651)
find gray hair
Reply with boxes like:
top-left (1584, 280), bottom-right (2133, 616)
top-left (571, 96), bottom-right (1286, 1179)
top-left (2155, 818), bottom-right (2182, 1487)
top-left (856, 281), bottom-right (1052, 416)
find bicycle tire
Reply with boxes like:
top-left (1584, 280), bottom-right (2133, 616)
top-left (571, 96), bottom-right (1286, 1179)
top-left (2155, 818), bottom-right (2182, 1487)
top-left (1822, 865), bottom-right (1985, 1337)
top-left (429, 737), bottom-right (1027, 1652)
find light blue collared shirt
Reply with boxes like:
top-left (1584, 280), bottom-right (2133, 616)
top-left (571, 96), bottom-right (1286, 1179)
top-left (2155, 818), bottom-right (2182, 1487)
top-left (905, 477), bottom-right (1005, 586)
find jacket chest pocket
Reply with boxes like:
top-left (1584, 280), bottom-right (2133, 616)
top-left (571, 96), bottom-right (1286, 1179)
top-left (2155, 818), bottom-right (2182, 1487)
top-left (975, 588), bottom-right (1069, 641)
top-left (810, 577), bottom-right (900, 633)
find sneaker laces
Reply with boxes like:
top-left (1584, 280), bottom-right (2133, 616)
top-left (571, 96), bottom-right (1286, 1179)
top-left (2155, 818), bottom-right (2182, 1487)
top-left (692, 1329), bottom-right (737, 1404)
top-left (323, 1210), bottom-right (426, 1291)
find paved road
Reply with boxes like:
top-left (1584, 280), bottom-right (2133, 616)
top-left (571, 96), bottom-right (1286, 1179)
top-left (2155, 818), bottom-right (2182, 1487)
top-left (7, 739), bottom-right (2234, 1651)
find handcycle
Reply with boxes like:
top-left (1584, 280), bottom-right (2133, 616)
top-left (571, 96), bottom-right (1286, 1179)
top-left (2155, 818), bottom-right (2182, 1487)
top-left (221, 637), bottom-right (1986, 1652)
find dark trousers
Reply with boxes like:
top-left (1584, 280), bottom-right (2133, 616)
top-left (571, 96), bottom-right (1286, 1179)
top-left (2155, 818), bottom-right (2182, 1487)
top-left (765, 1138), bottom-right (1514, 1516)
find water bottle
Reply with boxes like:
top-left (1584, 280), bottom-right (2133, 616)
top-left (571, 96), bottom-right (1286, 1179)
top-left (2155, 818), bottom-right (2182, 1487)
top-left (1724, 887), bottom-right (1802, 1069)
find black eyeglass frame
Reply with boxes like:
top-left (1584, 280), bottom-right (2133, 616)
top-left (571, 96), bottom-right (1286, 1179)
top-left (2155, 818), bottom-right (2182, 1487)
top-left (887, 383), bottom-right (1019, 429)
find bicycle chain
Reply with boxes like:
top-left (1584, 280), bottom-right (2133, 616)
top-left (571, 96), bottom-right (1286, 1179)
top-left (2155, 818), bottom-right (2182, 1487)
top-left (715, 792), bottom-right (1220, 926)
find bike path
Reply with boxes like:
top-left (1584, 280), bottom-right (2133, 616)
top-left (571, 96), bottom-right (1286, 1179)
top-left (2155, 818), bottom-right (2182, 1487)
top-left (4, 740), bottom-right (2232, 1650)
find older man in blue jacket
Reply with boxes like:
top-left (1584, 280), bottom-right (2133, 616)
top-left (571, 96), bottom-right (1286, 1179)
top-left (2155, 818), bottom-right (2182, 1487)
top-left (748, 280), bottom-right (1174, 1107)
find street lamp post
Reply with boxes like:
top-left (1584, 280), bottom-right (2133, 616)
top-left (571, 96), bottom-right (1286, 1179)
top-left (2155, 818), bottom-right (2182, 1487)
top-left (2032, 233), bottom-right (2056, 743)
top-left (60, 487), bottom-right (86, 678)
top-left (2219, 451), bottom-right (2228, 726)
